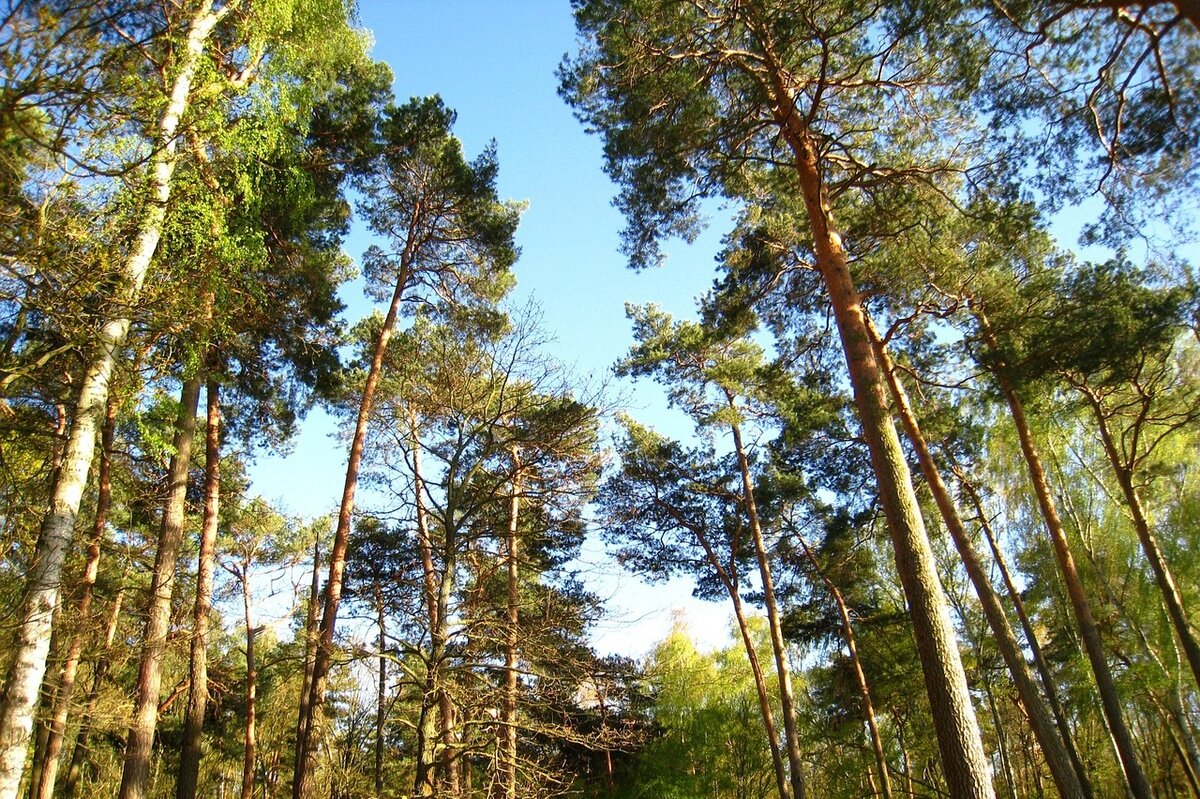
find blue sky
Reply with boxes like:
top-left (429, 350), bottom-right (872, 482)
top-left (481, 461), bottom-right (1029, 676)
top-left (248, 1), bottom-right (741, 656)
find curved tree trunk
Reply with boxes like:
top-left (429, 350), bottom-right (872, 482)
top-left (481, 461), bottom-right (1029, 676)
top-left (295, 263), bottom-right (411, 799)
top-left (866, 316), bottom-right (1088, 799)
top-left (176, 380), bottom-right (222, 799)
top-left (35, 395), bottom-right (119, 799)
top-left (974, 307), bottom-right (1152, 799)
top-left (118, 372), bottom-right (203, 799)
top-left (0, 6), bottom-right (227, 794)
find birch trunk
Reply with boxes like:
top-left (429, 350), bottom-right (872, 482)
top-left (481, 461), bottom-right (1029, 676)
top-left (35, 395), bottom-right (119, 799)
top-left (176, 380), bottom-right (222, 799)
top-left (0, 6), bottom-right (225, 794)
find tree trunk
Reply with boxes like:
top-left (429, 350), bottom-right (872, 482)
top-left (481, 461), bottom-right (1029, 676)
top-left (974, 307), bottom-right (1152, 799)
top-left (1084, 391), bottom-right (1200, 695)
top-left (35, 395), bottom-right (119, 799)
top-left (241, 570), bottom-right (258, 799)
top-left (177, 380), bottom-right (221, 799)
top-left (956, 469), bottom-right (1091, 795)
top-left (866, 316), bottom-right (1088, 799)
top-left (410, 414), bottom-right (439, 798)
top-left (24, 608), bottom-right (60, 799)
top-left (796, 537), bottom-right (893, 799)
top-left (295, 263), bottom-right (411, 799)
top-left (758, 52), bottom-right (993, 793)
top-left (681, 508), bottom-right (791, 799)
top-left (727, 410), bottom-right (807, 799)
top-left (293, 542), bottom-right (321, 796)
top-left (374, 584), bottom-right (386, 798)
top-left (0, 6), bottom-right (226, 794)
top-left (63, 563), bottom-right (128, 798)
top-left (118, 373), bottom-right (204, 799)
top-left (497, 448), bottom-right (521, 799)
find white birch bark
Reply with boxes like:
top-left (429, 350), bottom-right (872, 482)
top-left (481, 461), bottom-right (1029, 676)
top-left (0, 5), bottom-right (227, 797)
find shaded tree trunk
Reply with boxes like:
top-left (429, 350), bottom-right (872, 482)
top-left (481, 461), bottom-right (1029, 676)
top-left (241, 570), bottom-right (258, 799)
top-left (177, 380), bottom-right (221, 799)
top-left (292, 542), bottom-right (321, 797)
top-left (496, 448), bottom-right (521, 799)
top-left (0, 6), bottom-right (227, 794)
top-left (974, 306), bottom-right (1152, 799)
top-left (374, 585), bottom-right (386, 798)
top-left (63, 564), bottom-right (128, 798)
top-left (796, 537), bottom-right (893, 799)
top-left (118, 372), bottom-right (204, 799)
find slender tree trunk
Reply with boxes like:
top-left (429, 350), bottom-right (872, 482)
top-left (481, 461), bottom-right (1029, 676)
top-left (758, 58), bottom-right (993, 792)
top-left (176, 380), bottom-right (221, 799)
top-left (727, 410), bottom-right (807, 799)
top-left (796, 537), bottom-right (893, 799)
top-left (974, 307), bottom-right (1152, 799)
top-left (497, 448), bottom-right (521, 799)
top-left (1083, 391), bottom-right (1200, 694)
top-left (680, 504), bottom-right (791, 799)
top-left (0, 6), bottom-right (227, 794)
top-left (866, 317), bottom-right (1088, 799)
top-left (295, 263), bottom-right (411, 799)
top-left (63, 564), bottom-right (127, 798)
top-left (118, 372), bottom-right (204, 799)
top-left (35, 395), bottom-right (119, 799)
top-left (374, 584), bottom-right (386, 798)
top-left (24, 607), bottom-right (60, 799)
top-left (435, 526), bottom-right (460, 798)
top-left (981, 674), bottom-right (1017, 799)
top-left (410, 414), bottom-right (439, 798)
top-left (293, 542), bottom-right (321, 796)
top-left (241, 569), bottom-right (257, 799)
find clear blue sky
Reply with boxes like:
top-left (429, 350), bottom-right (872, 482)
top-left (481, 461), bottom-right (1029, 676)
top-left (248, 1), bottom-right (740, 657)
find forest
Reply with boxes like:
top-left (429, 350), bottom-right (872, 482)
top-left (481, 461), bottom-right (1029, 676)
top-left (0, 0), bottom-right (1198, 798)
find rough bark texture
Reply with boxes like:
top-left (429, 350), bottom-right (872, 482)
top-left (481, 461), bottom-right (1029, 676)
top-left (118, 373), bottom-right (203, 799)
top-left (497, 450), bottom-right (521, 799)
top-left (291, 543), bottom-right (320, 798)
top-left (763, 66), bottom-right (994, 795)
top-left (866, 317), bottom-right (1087, 799)
top-left (975, 309), bottom-right (1152, 799)
top-left (295, 265), bottom-right (410, 799)
top-left (35, 396), bottom-right (119, 799)
top-left (0, 7), bottom-right (223, 794)
top-left (176, 381), bottom-right (221, 799)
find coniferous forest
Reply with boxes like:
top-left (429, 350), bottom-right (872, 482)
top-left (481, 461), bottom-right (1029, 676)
top-left (0, 1), bottom-right (1198, 798)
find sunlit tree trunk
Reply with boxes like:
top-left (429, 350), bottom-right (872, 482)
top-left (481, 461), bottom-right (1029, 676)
top-left (34, 395), bottom-right (118, 799)
top-left (866, 316), bottom-right (1088, 799)
top-left (726, 407), bottom-right (807, 799)
top-left (177, 380), bottom-right (221, 799)
top-left (119, 372), bottom-right (203, 799)
top-left (974, 307), bottom-right (1152, 799)
top-left (0, 6), bottom-right (227, 794)
top-left (240, 568), bottom-right (258, 799)
top-left (296, 263), bottom-right (411, 799)
top-left (496, 447), bottom-right (521, 799)
top-left (758, 49), bottom-right (993, 790)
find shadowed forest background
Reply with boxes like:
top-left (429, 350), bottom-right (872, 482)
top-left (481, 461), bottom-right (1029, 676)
top-left (0, 1), bottom-right (1198, 799)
